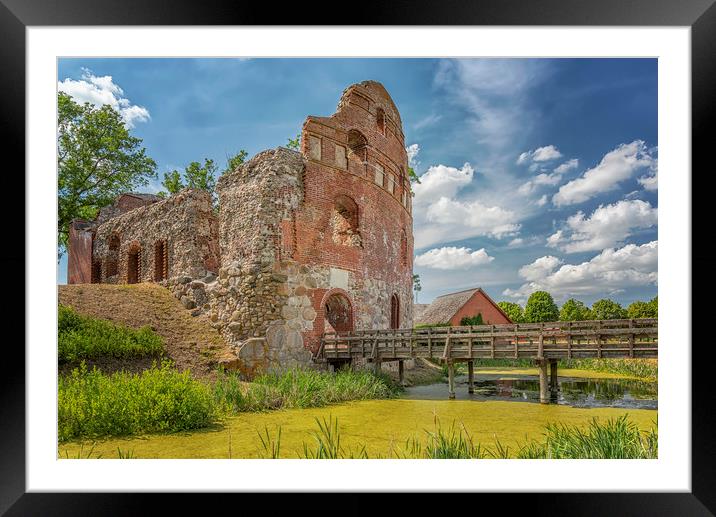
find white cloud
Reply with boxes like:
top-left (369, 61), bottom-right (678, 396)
top-left (518, 255), bottom-right (563, 281)
top-left (413, 113), bottom-right (442, 130)
top-left (547, 199), bottom-right (657, 253)
top-left (517, 145), bottom-right (563, 165)
top-left (415, 246), bottom-right (494, 270)
top-left (638, 160), bottom-right (658, 191)
top-left (507, 238), bottom-right (524, 248)
top-left (503, 241), bottom-right (658, 302)
top-left (412, 163), bottom-right (473, 204)
top-left (406, 143), bottom-right (421, 168)
top-left (554, 158), bottom-right (579, 174)
top-left (536, 195), bottom-right (548, 207)
top-left (411, 161), bottom-right (525, 248)
top-left (58, 69), bottom-right (151, 128)
top-left (552, 141), bottom-right (655, 206)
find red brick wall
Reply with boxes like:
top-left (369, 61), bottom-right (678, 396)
top-left (67, 220), bottom-right (93, 284)
top-left (449, 291), bottom-right (512, 325)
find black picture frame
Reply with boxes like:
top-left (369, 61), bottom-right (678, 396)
top-left (2, 0), bottom-right (712, 514)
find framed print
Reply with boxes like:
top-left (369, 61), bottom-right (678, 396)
top-left (2, 0), bottom-right (713, 514)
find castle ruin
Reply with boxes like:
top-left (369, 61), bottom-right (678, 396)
top-left (67, 80), bottom-right (414, 375)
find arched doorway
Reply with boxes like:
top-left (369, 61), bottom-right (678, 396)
top-left (154, 240), bottom-right (167, 281)
top-left (127, 244), bottom-right (141, 284)
top-left (324, 292), bottom-right (353, 334)
top-left (390, 294), bottom-right (400, 329)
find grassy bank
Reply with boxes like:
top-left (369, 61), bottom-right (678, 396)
top-left (59, 363), bottom-right (401, 442)
top-left (59, 304), bottom-right (163, 363)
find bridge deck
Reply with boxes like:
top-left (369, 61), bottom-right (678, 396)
top-left (317, 319), bottom-right (658, 363)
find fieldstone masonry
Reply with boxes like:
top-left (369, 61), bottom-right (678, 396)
top-left (68, 80), bottom-right (414, 378)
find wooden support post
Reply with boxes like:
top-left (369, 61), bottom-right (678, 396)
top-left (567, 321), bottom-right (572, 359)
top-left (514, 324), bottom-right (519, 359)
top-left (549, 359), bottom-right (558, 398)
top-left (398, 360), bottom-right (405, 386)
top-left (538, 323), bottom-right (545, 359)
top-left (427, 327), bottom-right (432, 358)
top-left (468, 361), bottom-right (474, 394)
top-left (447, 361), bottom-right (456, 399)
top-left (490, 325), bottom-right (495, 359)
top-left (629, 319), bottom-right (635, 358)
top-left (538, 359), bottom-right (549, 404)
top-left (374, 358), bottom-right (382, 375)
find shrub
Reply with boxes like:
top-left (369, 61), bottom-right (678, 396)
top-left (58, 305), bottom-right (163, 363)
top-left (460, 313), bottom-right (484, 326)
top-left (58, 361), bottom-right (218, 441)
top-left (214, 367), bottom-right (400, 413)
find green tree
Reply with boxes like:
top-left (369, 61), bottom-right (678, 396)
top-left (460, 313), bottom-right (484, 326)
top-left (559, 298), bottom-right (592, 321)
top-left (161, 170), bottom-right (184, 195)
top-left (591, 299), bottom-right (628, 320)
top-left (408, 166), bottom-right (421, 184)
top-left (57, 92), bottom-right (156, 255)
top-left (286, 133), bottom-right (301, 151)
top-left (524, 291), bottom-right (559, 323)
top-left (627, 297), bottom-right (658, 319)
top-left (223, 150), bottom-right (248, 175)
top-left (498, 301), bottom-right (524, 323)
top-left (648, 296), bottom-right (658, 318)
top-left (412, 274), bottom-right (422, 303)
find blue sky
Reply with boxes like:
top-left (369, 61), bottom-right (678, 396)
top-left (57, 58), bottom-right (658, 308)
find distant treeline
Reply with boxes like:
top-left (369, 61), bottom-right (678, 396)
top-left (496, 291), bottom-right (657, 324)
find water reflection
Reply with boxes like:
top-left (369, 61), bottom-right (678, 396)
top-left (404, 374), bottom-right (657, 410)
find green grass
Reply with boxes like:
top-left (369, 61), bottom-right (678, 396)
top-left (214, 366), bottom-right (401, 413)
top-left (264, 414), bottom-right (657, 459)
top-left (58, 361), bottom-right (218, 442)
top-left (58, 304), bottom-right (163, 363)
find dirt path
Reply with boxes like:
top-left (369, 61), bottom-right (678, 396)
top-left (58, 283), bottom-right (235, 379)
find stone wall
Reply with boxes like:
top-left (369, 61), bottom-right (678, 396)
top-left (92, 189), bottom-right (219, 284)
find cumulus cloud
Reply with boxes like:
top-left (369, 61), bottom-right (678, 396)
top-left (554, 158), bottom-right (579, 174)
top-left (552, 141), bottom-right (655, 206)
top-left (58, 68), bottom-right (151, 128)
top-left (406, 143), bottom-right (421, 168)
top-left (411, 160), bottom-right (524, 248)
top-left (503, 241), bottom-right (658, 301)
top-left (536, 194), bottom-right (548, 207)
top-left (518, 255), bottom-right (563, 281)
top-left (547, 199), bottom-right (657, 253)
top-left (638, 160), bottom-right (658, 191)
top-left (517, 145), bottom-right (563, 165)
top-left (415, 246), bottom-right (494, 270)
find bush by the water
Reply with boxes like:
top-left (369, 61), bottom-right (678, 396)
top-left (58, 304), bottom-right (163, 363)
top-left (214, 367), bottom-right (401, 413)
top-left (58, 361), bottom-right (217, 442)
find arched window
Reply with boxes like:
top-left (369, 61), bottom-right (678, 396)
top-left (106, 234), bottom-right (120, 278)
top-left (376, 108), bottom-right (385, 135)
top-left (331, 195), bottom-right (361, 247)
top-left (127, 242), bottom-right (141, 284)
top-left (390, 294), bottom-right (400, 329)
top-left (347, 129), bottom-right (368, 162)
top-left (154, 240), bottom-right (167, 281)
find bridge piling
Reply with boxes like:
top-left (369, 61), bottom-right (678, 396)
top-left (538, 360), bottom-right (549, 404)
top-left (398, 360), bottom-right (405, 386)
top-left (467, 361), bottom-right (474, 394)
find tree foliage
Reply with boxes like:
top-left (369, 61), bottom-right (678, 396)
top-left (559, 298), bottom-right (593, 321)
top-left (57, 92), bottom-right (157, 255)
top-left (627, 296), bottom-right (658, 319)
top-left (223, 150), bottom-right (248, 176)
top-left (524, 291), bottom-right (559, 323)
top-left (286, 133), bottom-right (301, 151)
top-left (498, 301), bottom-right (524, 323)
top-left (591, 299), bottom-right (628, 320)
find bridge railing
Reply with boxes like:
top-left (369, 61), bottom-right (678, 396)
top-left (317, 319), bottom-right (658, 361)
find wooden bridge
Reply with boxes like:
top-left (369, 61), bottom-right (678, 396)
top-left (315, 319), bottom-right (658, 404)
